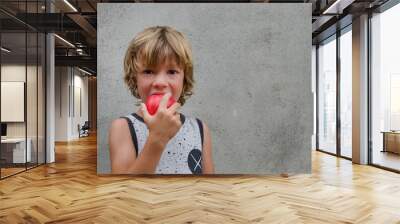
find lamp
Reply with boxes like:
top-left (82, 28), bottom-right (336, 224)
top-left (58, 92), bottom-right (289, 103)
top-left (63, 0), bottom-right (78, 12)
top-left (1, 47), bottom-right (11, 53)
top-left (54, 34), bottom-right (75, 48)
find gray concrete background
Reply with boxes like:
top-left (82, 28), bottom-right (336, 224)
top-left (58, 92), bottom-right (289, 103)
top-left (97, 3), bottom-right (312, 174)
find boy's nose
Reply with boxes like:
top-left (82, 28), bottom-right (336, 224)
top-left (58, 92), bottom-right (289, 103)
top-left (152, 73), bottom-right (168, 89)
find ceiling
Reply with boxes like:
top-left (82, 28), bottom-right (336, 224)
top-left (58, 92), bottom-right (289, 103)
top-left (0, 0), bottom-right (392, 75)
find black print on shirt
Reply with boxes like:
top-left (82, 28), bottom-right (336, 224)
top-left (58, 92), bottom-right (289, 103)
top-left (188, 148), bottom-right (202, 174)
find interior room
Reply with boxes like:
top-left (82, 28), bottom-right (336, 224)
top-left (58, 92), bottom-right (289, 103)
top-left (0, 0), bottom-right (399, 223)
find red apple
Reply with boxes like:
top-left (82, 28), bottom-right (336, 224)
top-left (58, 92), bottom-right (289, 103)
top-left (145, 93), bottom-right (176, 115)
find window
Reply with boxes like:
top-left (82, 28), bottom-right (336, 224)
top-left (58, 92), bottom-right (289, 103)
top-left (371, 3), bottom-right (400, 171)
top-left (318, 35), bottom-right (337, 155)
top-left (340, 27), bottom-right (352, 158)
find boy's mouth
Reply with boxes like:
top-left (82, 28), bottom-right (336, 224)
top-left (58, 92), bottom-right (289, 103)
top-left (150, 92), bottom-right (168, 96)
top-left (145, 93), bottom-right (176, 115)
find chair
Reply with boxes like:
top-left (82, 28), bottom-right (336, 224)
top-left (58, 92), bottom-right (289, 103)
top-left (79, 121), bottom-right (90, 138)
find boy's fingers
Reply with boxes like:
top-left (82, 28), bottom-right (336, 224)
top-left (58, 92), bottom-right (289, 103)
top-left (168, 102), bottom-right (181, 114)
top-left (141, 103), bottom-right (150, 119)
top-left (159, 92), bottom-right (171, 110)
top-left (174, 113), bottom-right (181, 125)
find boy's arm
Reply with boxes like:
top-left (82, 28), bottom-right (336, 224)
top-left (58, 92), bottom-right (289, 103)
top-left (202, 122), bottom-right (214, 174)
top-left (109, 94), bottom-right (181, 174)
top-left (109, 118), bottom-right (168, 174)
top-left (109, 118), bottom-right (137, 174)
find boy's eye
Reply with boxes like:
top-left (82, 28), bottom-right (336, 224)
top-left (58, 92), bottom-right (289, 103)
top-left (167, 70), bottom-right (179, 75)
top-left (142, 69), bottom-right (153, 75)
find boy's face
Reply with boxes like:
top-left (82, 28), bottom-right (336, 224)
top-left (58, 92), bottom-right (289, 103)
top-left (136, 58), bottom-right (184, 103)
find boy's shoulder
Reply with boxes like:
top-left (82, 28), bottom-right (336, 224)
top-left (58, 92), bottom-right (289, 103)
top-left (108, 118), bottom-right (132, 140)
top-left (110, 117), bottom-right (129, 128)
top-left (185, 114), bottom-right (206, 124)
top-left (180, 114), bottom-right (205, 124)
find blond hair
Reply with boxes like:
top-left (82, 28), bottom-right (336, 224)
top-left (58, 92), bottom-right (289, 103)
top-left (124, 26), bottom-right (194, 105)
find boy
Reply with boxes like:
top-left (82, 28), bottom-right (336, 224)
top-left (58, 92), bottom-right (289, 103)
top-left (109, 26), bottom-right (214, 174)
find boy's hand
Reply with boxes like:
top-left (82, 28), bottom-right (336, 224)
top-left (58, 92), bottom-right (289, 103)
top-left (141, 93), bottom-right (182, 145)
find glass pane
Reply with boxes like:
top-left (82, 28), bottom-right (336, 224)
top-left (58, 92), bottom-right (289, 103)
top-left (39, 1), bottom-right (47, 14)
top-left (25, 0), bottom-right (38, 169)
top-left (340, 28), bottom-right (352, 158)
top-left (0, 1), bottom-right (46, 178)
top-left (26, 0), bottom-right (39, 13)
top-left (27, 31), bottom-right (38, 169)
top-left (371, 3), bottom-right (400, 171)
top-left (318, 36), bottom-right (337, 154)
top-left (1, 31), bottom-right (27, 177)
top-left (38, 32), bottom-right (45, 165)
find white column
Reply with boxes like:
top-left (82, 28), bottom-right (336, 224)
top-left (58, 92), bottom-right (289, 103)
top-left (352, 14), bottom-right (369, 164)
top-left (46, 1), bottom-right (55, 163)
top-left (312, 45), bottom-right (317, 150)
top-left (46, 33), bottom-right (55, 163)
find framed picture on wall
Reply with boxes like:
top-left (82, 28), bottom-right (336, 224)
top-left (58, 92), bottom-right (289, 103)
top-left (1, 81), bottom-right (25, 122)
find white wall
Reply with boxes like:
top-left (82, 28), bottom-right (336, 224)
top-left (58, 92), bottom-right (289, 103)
top-left (1, 66), bottom-right (26, 138)
top-left (1, 65), bottom-right (39, 137)
top-left (54, 67), bottom-right (89, 141)
top-left (1, 63), bottom-right (46, 164)
top-left (71, 72), bottom-right (89, 138)
top-left (55, 66), bottom-right (69, 141)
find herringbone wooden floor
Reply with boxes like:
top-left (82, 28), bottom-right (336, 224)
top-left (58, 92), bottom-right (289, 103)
top-left (1, 134), bottom-right (400, 223)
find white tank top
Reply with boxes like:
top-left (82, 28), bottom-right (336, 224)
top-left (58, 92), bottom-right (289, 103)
top-left (122, 113), bottom-right (204, 174)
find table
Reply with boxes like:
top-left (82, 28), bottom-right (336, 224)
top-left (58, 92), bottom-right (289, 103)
top-left (381, 131), bottom-right (400, 154)
top-left (1, 138), bottom-right (31, 163)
